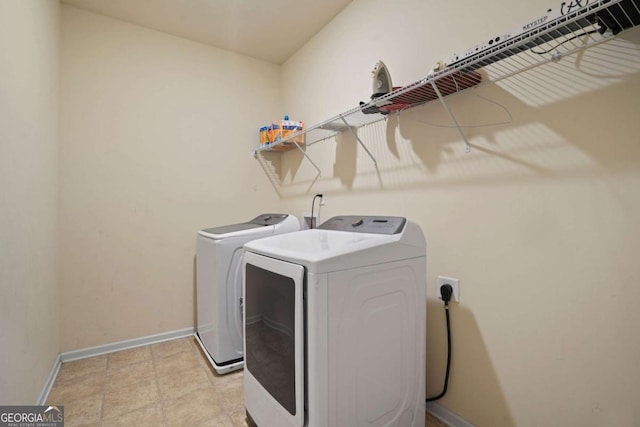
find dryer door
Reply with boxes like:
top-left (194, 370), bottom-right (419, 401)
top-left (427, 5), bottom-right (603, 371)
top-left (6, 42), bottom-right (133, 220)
top-left (243, 251), bottom-right (305, 427)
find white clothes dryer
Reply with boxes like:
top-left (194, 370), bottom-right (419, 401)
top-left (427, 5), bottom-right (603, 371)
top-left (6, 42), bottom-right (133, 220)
top-left (242, 216), bottom-right (426, 427)
top-left (195, 213), bottom-right (300, 374)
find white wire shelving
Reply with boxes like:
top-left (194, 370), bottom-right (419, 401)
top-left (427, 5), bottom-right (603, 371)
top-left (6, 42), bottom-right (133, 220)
top-left (253, 0), bottom-right (640, 170)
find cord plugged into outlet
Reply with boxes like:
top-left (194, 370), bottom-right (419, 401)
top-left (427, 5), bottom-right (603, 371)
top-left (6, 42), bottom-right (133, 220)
top-left (310, 193), bottom-right (323, 229)
top-left (426, 280), bottom-right (455, 403)
top-left (440, 284), bottom-right (453, 307)
top-left (438, 276), bottom-right (459, 302)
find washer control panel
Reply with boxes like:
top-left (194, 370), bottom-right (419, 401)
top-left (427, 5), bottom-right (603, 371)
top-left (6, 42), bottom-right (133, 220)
top-left (250, 213), bottom-right (290, 226)
top-left (319, 216), bottom-right (406, 234)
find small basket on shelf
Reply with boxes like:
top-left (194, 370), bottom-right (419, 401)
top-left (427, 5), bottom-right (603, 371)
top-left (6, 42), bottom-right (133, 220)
top-left (259, 117), bottom-right (305, 151)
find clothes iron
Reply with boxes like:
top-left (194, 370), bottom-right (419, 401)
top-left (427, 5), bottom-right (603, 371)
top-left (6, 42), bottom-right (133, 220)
top-left (360, 60), bottom-right (394, 114)
top-left (371, 60), bottom-right (392, 98)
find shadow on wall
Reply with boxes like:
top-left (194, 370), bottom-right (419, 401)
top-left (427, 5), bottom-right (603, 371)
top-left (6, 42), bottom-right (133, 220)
top-left (258, 145), bottom-right (323, 195)
top-left (333, 130), bottom-right (357, 189)
top-left (264, 30), bottom-right (640, 197)
top-left (427, 299), bottom-right (516, 427)
top-left (402, 34), bottom-right (640, 181)
top-left (255, 151), bottom-right (283, 197)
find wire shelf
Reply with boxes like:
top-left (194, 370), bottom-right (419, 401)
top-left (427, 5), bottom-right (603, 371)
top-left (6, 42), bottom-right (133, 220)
top-left (254, 0), bottom-right (640, 155)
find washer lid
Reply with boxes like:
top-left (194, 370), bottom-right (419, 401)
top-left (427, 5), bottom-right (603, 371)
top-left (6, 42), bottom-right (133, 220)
top-left (248, 213), bottom-right (292, 226)
top-left (201, 222), bottom-right (264, 236)
top-left (199, 214), bottom-right (294, 239)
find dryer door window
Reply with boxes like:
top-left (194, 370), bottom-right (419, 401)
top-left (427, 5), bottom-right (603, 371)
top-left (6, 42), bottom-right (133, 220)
top-left (243, 251), bottom-right (305, 427)
top-left (245, 263), bottom-right (297, 414)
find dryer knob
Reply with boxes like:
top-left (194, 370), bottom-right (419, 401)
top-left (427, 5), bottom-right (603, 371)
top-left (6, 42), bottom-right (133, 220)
top-left (352, 218), bottom-right (364, 227)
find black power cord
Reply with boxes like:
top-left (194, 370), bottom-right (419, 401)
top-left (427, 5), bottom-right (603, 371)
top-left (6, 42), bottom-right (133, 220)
top-left (531, 29), bottom-right (599, 55)
top-left (310, 194), bottom-right (323, 229)
top-left (426, 284), bottom-right (453, 402)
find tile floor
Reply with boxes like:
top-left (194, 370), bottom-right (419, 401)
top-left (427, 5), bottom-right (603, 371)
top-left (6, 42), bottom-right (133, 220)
top-left (47, 336), bottom-right (447, 427)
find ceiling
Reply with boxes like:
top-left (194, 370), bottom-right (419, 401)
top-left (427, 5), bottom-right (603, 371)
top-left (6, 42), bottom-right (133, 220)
top-left (62, 0), bottom-right (353, 64)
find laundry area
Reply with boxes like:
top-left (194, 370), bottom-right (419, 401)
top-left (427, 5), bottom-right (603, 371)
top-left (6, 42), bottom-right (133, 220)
top-left (2, 0), bottom-right (640, 426)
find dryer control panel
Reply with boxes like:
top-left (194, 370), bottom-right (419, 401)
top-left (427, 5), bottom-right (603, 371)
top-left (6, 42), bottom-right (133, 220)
top-left (319, 216), bottom-right (406, 234)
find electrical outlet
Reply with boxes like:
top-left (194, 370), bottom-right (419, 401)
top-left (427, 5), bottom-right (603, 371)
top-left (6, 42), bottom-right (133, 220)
top-left (438, 276), bottom-right (460, 303)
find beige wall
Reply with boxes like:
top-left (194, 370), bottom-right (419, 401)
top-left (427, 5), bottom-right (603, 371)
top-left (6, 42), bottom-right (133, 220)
top-left (0, 0), bottom-right (60, 404)
top-left (59, 6), bottom-right (281, 351)
top-left (279, 0), bottom-right (640, 426)
top-left (5, 0), bottom-right (637, 419)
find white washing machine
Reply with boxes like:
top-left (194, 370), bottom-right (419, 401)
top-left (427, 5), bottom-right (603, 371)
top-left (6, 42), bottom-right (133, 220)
top-left (195, 213), bottom-right (300, 374)
top-left (242, 215), bottom-right (426, 427)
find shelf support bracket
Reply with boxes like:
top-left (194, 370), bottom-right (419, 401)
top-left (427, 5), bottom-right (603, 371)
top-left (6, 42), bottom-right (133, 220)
top-left (430, 81), bottom-right (471, 153)
top-left (339, 115), bottom-right (378, 168)
top-left (254, 142), bottom-right (321, 187)
top-left (293, 142), bottom-right (322, 178)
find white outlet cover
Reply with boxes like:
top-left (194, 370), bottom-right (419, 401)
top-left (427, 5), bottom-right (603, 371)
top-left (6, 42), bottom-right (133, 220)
top-left (437, 276), bottom-right (460, 303)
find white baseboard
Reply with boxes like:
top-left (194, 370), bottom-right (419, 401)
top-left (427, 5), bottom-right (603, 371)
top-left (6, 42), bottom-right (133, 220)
top-left (427, 402), bottom-right (475, 427)
top-left (38, 327), bottom-right (195, 403)
top-left (43, 328), bottom-right (471, 427)
top-left (36, 353), bottom-right (62, 405)
top-left (60, 327), bottom-right (195, 362)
